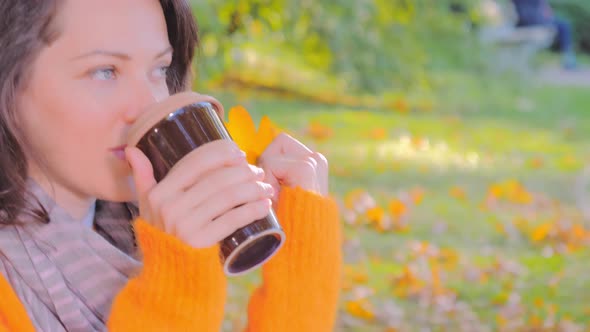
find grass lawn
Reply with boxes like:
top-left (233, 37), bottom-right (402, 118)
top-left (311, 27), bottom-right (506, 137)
top-left (209, 76), bottom-right (590, 331)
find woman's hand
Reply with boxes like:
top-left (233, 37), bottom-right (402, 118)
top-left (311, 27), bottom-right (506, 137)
top-left (125, 140), bottom-right (274, 248)
top-left (257, 133), bottom-right (329, 202)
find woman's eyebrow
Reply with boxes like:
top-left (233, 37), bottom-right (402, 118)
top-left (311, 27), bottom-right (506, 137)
top-left (70, 46), bottom-right (173, 61)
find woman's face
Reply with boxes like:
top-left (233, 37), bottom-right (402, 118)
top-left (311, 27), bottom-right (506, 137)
top-left (19, 0), bottom-right (172, 206)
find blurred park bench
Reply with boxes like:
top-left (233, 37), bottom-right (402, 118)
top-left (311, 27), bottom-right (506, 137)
top-left (478, 0), bottom-right (556, 76)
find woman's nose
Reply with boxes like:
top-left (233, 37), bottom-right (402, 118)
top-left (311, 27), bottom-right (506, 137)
top-left (123, 79), bottom-right (168, 124)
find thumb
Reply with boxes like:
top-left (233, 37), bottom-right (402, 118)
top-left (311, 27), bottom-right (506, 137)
top-left (125, 147), bottom-right (157, 218)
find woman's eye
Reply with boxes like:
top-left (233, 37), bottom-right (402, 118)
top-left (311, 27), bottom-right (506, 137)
top-left (154, 65), bottom-right (169, 79)
top-left (91, 67), bottom-right (116, 81)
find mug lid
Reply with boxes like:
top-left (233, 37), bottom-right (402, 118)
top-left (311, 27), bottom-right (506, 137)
top-left (127, 92), bottom-right (225, 148)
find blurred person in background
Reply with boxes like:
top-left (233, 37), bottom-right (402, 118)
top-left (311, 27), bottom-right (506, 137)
top-left (511, 0), bottom-right (577, 69)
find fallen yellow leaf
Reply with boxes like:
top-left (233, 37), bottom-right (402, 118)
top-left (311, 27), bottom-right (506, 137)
top-left (344, 189), bottom-right (367, 210)
top-left (388, 199), bottom-right (407, 219)
top-left (344, 265), bottom-right (369, 284)
top-left (528, 157), bottom-right (544, 169)
top-left (306, 121), bottom-right (334, 141)
top-left (438, 248), bottom-right (459, 270)
top-left (449, 186), bottom-right (466, 200)
top-left (345, 299), bottom-right (375, 321)
top-left (393, 98), bottom-right (409, 113)
top-left (488, 183), bottom-right (504, 199)
top-left (530, 222), bottom-right (552, 243)
top-left (410, 187), bottom-right (426, 205)
top-left (529, 314), bottom-right (543, 327)
top-left (366, 206), bottom-right (385, 224)
top-left (367, 128), bottom-right (388, 140)
top-left (392, 266), bottom-right (424, 298)
top-left (224, 105), bottom-right (281, 164)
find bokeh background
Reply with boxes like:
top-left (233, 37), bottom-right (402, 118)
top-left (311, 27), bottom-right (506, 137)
top-left (189, 0), bottom-right (590, 331)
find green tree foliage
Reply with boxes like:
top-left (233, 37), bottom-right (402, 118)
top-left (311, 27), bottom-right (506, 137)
top-left (191, 0), bottom-right (485, 97)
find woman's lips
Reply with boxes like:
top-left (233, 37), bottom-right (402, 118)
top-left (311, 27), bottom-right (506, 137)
top-left (110, 145), bottom-right (127, 160)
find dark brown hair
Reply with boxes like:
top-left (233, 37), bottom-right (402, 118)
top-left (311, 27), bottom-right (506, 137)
top-left (0, 0), bottom-right (199, 225)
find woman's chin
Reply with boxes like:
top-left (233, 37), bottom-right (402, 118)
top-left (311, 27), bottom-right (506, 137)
top-left (100, 177), bottom-right (137, 203)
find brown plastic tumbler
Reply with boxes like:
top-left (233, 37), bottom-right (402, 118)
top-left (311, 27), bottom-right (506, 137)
top-left (127, 92), bottom-right (285, 276)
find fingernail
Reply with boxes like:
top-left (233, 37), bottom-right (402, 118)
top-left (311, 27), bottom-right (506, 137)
top-left (232, 150), bottom-right (247, 163)
top-left (255, 167), bottom-right (265, 178)
top-left (258, 199), bottom-right (272, 214)
top-left (264, 184), bottom-right (275, 197)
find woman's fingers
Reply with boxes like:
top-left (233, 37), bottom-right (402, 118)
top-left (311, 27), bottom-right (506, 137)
top-left (259, 133), bottom-right (313, 160)
top-left (258, 155), bottom-right (320, 196)
top-left (159, 164), bottom-right (266, 226)
top-left (310, 152), bottom-right (329, 196)
top-left (258, 133), bottom-right (329, 196)
top-left (182, 199), bottom-right (273, 248)
top-left (158, 139), bottom-right (247, 192)
top-left (173, 181), bottom-right (274, 245)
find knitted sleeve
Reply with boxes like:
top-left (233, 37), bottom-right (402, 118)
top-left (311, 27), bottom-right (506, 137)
top-left (106, 220), bottom-right (227, 331)
top-left (245, 186), bottom-right (343, 331)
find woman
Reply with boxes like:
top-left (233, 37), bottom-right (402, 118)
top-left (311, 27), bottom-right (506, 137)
top-left (0, 0), bottom-right (342, 331)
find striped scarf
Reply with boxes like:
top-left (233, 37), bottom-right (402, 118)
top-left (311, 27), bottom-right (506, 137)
top-left (0, 181), bottom-right (142, 331)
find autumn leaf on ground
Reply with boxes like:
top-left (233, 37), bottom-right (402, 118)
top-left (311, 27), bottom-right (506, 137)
top-left (342, 264), bottom-right (370, 291)
top-left (410, 187), bottom-right (426, 205)
top-left (487, 179), bottom-right (534, 205)
top-left (388, 199), bottom-right (407, 219)
top-left (345, 299), bottom-right (376, 321)
top-left (438, 248), bottom-right (459, 270)
top-left (305, 121), bottom-right (334, 141)
top-left (488, 183), bottom-right (504, 199)
top-left (388, 199), bottom-right (410, 232)
top-left (344, 189), bottom-right (376, 213)
top-left (528, 157), bottom-right (544, 169)
top-left (366, 206), bottom-right (385, 224)
top-left (392, 97), bottom-right (409, 113)
top-left (365, 206), bottom-right (386, 230)
top-left (344, 264), bottom-right (369, 284)
top-left (366, 127), bottom-right (388, 140)
top-left (449, 186), bottom-right (467, 201)
top-left (392, 266), bottom-right (424, 299)
top-left (503, 179), bottom-right (534, 204)
top-left (530, 222), bottom-right (553, 243)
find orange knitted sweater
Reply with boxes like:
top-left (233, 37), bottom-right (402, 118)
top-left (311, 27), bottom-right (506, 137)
top-left (0, 186), bottom-right (341, 331)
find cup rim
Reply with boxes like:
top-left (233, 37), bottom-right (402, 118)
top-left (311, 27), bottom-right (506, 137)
top-left (126, 92), bottom-right (225, 148)
top-left (223, 228), bottom-right (286, 276)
